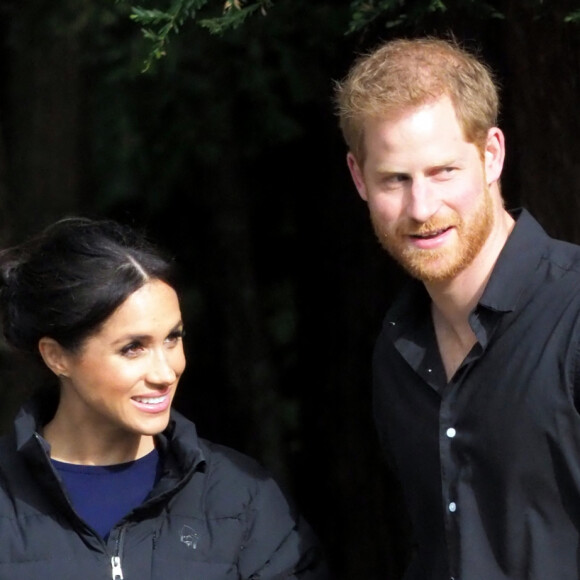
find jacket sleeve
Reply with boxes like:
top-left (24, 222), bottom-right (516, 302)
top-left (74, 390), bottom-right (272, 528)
top-left (237, 475), bottom-right (332, 579)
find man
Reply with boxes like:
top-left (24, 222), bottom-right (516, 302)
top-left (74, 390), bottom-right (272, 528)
top-left (335, 36), bottom-right (580, 579)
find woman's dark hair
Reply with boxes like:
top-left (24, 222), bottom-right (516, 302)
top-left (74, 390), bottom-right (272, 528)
top-left (0, 217), bottom-right (174, 356)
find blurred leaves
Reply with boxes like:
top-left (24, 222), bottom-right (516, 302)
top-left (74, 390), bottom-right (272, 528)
top-left (121, 0), bottom-right (580, 71)
top-left (200, 0), bottom-right (273, 34)
top-left (347, 0), bottom-right (503, 33)
top-left (565, 8), bottom-right (580, 22)
top-left (128, 0), bottom-right (205, 70)
top-left (123, 0), bottom-right (273, 70)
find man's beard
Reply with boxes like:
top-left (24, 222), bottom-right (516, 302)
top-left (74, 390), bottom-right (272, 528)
top-left (372, 186), bottom-right (494, 283)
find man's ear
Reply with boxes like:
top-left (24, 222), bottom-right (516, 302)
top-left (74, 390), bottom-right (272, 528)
top-left (38, 337), bottom-right (70, 378)
top-left (484, 127), bottom-right (505, 186)
top-left (347, 152), bottom-right (369, 201)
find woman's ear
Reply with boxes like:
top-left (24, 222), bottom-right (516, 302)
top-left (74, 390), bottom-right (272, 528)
top-left (38, 337), bottom-right (70, 378)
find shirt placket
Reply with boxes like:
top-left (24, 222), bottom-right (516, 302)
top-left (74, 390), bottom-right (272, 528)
top-left (439, 379), bottom-right (460, 580)
top-left (437, 344), bottom-right (482, 580)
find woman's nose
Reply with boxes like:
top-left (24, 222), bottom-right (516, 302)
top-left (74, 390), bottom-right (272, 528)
top-left (147, 350), bottom-right (177, 385)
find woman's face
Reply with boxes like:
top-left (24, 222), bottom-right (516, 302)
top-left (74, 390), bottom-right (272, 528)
top-left (56, 279), bottom-right (186, 440)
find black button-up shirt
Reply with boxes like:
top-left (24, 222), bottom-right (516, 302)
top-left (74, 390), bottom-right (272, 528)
top-left (374, 209), bottom-right (580, 579)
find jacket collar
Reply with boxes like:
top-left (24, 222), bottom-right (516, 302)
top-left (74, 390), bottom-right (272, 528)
top-left (14, 391), bottom-right (206, 478)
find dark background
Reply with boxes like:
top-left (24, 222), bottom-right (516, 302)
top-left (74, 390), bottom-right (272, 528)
top-left (1, 1), bottom-right (580, 577)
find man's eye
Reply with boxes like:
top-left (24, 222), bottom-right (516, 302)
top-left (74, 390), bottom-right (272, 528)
top-left (383, 174), bottom-right (408, 187)
top-left (433, 167), bottom-right (456, 178)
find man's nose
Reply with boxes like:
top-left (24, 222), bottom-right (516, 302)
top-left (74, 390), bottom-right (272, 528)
top-left (405, 177), bottom-right (440, 222)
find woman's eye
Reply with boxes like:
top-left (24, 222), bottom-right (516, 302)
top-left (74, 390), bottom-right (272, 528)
top-left (165, 329), bottom-right (185, 346)
top-left (120, 342), bottom-right (144, 357)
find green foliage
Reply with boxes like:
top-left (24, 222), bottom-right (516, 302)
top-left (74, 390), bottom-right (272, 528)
top-left (348, 0), bottom-right (440, 32)
top-left (200, 0), bottom-right (273, 34)
top-left (347, 0), bottom-right (503, 33)
top-left (89, 0), bottom-right (349, 213)
top-left (125, 0), bottom-right (206, 70)
top-left (121, 0), bottom-right (273, 70)
top-left (120, 0), bottom-right (580, 70)
top-left (564, 8), bottom-right (580, 22)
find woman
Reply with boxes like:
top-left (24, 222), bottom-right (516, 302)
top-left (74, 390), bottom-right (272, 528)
top-left (0, 217), bottom-right (329, 579)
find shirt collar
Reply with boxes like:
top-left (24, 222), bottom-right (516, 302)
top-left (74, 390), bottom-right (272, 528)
top-left (478, 208), bottom-right (550, 313)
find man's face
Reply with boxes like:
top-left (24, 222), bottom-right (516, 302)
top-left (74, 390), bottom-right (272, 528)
top-left (347, 97), bottom-right (501, 284)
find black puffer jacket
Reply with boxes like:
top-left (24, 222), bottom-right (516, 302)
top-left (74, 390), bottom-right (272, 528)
top-left (0, 396), bottom-right (330, 580)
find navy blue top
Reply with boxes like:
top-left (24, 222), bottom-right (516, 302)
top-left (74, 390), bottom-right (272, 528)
top-left (53, 448), bottom-right (160, 539)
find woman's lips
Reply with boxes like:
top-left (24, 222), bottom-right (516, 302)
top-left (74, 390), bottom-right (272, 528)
top-left (131, 393), bottom-right (171, 413)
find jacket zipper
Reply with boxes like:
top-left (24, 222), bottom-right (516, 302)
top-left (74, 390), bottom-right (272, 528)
top-left (111, 556), bottom-right (123, 579)
top-left (33, 433), bottom-right (126, 578)
top-left (111, 525), bottom-right (127, 579)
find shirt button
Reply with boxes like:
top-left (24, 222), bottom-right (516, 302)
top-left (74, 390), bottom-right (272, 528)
top-left (446, 428), bottom-right (456, 438)
top-left (449, 502), bottom-right (457, 512)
